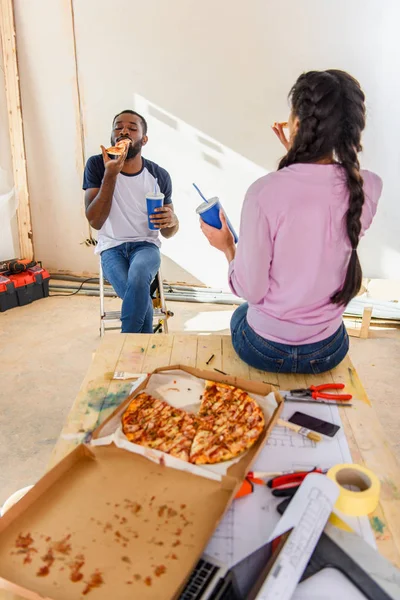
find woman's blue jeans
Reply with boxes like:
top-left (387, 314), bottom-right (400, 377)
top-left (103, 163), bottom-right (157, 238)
top-left (231, 303), bottom-right (349, 374)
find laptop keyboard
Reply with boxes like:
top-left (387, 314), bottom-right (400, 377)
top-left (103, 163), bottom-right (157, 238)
top-left (179, 558), bottom-right (220, 599)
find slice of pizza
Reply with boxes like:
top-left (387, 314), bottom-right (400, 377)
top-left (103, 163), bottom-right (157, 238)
top-left (190, 382), bottom-right (265, 464)
top-left (105, 138), bottom-right (131, 156)
top-left (153, 412), bottom-right (202, 461)
top-left (199, 381), bottom-right (254, 417)
top-left (121, 392), bottom-right (199, 462)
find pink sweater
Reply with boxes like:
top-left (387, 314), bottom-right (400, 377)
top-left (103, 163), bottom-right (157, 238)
top-left (228, 163), bottom-right (382, 344)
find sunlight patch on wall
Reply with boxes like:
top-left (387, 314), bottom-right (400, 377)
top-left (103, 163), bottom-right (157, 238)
top-left (133, 94), bottom-right (267, 289)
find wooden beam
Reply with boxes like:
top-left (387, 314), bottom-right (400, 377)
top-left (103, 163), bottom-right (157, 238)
top-left (359, 305), bottom-right (373, 339)
top-left (0, 0), bottom-right (34, 260)
top-left (346, 306), bottom-right (373, 339)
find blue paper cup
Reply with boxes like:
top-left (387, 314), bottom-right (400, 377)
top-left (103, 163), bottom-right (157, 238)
top-left (196, 197), bottom-right (238, 243)
top-left (146, 193), bottom-right (164, 230)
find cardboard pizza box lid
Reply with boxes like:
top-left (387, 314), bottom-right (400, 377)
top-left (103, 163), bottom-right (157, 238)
top-left (0, 367), bottom-right (283, 599)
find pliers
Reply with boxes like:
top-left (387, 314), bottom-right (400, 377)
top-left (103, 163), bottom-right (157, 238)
top-left (286, 383), bottom-right (352, 403)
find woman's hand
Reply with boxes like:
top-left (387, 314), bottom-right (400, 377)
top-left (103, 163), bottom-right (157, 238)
top-left (200, 210), bottom-right (236, 261)
top-left (272, 122), bottom-right (291, 151)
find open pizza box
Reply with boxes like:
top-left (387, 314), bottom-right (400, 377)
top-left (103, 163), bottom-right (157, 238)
top-left (0, 366), bottom-right (283, 600)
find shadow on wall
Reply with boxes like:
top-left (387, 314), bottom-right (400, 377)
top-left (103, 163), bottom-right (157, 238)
top-left (160, 254), bottom-right (204, 286)
top-left (132, 94), bottom-right (267, 290)
top-left (141, 90), bottom-right (400, 287)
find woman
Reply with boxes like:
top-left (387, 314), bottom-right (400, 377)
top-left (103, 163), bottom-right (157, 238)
top-left (201, 70), bottom-right (382, 374)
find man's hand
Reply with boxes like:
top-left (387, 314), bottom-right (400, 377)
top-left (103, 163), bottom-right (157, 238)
top-left (150, 205), bottom-right (178, 230)
top-left (85, 144), bottom-right (129, 229)
top-left (100, 144), bottom-right (129, 177)
top-left (200, 210), bottom-right (236, 262)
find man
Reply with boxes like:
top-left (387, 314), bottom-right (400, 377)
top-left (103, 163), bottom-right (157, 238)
top-left (83, 110), bottom-right (179, 333)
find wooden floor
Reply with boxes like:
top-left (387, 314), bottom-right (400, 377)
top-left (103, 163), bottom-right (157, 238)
top-left (46, 333), bottom-right (400, 569)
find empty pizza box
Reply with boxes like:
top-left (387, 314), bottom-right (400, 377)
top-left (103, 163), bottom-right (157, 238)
top-left (0, 365), bottom-right (283, 600)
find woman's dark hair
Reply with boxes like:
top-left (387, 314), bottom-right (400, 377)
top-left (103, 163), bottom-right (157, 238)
top-left (278, 70), bottom-right (366, 306)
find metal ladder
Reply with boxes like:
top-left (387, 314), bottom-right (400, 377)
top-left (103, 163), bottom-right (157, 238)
top-left (99, 260), bottom-right (172, 336)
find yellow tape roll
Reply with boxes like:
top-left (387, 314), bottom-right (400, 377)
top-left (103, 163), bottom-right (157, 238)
top-left (327, 463), bottom-right (380, 516)
top-left (328, 512), bottom-right (353, 532)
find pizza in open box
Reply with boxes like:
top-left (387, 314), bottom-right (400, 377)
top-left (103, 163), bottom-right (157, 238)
top-left (121, 382), bottom-right (265, 465)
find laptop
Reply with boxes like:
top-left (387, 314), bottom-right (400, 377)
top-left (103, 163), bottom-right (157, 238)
top-left (178, 542), bottom-right (273, 600)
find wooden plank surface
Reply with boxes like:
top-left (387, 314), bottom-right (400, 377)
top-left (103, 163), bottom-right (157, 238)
top-left (221, 336), bottom-right (250, 380)
top-left (170, 334), bottom-right (198, 366)
top-left (196, 335), bottom-right (222, 371)
top-left (248, 366), bottom-right (279, 386)
top-left (48, 333), bottom-right (129, 467)
top-left (141, 334), bottom-right (174, 372)
top-left (2, 333), bottom-right (399, 600)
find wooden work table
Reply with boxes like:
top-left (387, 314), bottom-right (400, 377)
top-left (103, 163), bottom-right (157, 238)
top-left (1, 333), bottom-right (400, 600)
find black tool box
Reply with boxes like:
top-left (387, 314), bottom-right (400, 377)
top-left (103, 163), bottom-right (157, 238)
top-left (0, 263), bottom-right (50, 312)
top-left (0, 274), bottom-right (18, 312)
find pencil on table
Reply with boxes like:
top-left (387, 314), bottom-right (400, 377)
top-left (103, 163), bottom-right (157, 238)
top-left (214, 368), bottom-right (228, 376)
top-left (206, 354), bottom-right (215, 365)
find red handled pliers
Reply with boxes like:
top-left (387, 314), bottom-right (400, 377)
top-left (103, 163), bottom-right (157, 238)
top-left (288, 383), bottom-right (352, 402)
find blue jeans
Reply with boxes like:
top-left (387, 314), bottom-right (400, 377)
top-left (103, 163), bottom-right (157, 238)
top-left (231, 303), bottom-right (349, 374)
top-left (101, 242), bottom-right (161, 334)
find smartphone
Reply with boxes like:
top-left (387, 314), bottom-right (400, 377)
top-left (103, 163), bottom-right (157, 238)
top-left (288, 411), bottom-right (340, 438)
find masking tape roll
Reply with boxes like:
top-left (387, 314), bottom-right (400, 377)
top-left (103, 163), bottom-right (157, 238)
top-left (328, 511), bottom-right (353, 532)
top-left (327, 463), bottom-right (380, 517)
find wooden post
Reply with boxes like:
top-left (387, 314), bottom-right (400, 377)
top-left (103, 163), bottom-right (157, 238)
top-left (346, 306), bottom-right (373, 339)
top-left (0, 0), bottom-right (34, 260)
top-left (359, 306), bottom-right (373, 339)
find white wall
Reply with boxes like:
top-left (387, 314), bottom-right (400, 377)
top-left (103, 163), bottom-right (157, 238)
top-left (360, 5), bottom-right (400, 279)
top-left (10, 0), bottom-right (400, 284)
top-left (0, 43), bottom-right (19, 260)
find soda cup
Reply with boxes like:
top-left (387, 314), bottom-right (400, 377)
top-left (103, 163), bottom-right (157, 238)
top-left (146, 192), bottom-right (164, 230)
top-left (196, 197), bottom-right (238, 243)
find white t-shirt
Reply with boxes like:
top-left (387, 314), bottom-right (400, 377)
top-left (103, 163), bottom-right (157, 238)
top-left (82, 156), bottom-right (172, 254)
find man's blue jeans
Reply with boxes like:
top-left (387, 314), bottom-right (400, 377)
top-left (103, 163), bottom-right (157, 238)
top-left (101, 242), bottom-right (161, 333)
top-left (231, 303), bottom-right (349, 374)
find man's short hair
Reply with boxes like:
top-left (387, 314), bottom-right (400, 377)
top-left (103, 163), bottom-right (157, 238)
top-left (113, 109), bottom-right (148, 135)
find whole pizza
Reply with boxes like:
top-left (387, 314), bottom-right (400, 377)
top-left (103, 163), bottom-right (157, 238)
top-left (121, 382), bottom-right (265, 465)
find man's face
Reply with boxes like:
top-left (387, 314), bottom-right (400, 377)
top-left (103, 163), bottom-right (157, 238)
top-left (111, 113), bottom-right (148, 159)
